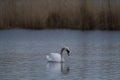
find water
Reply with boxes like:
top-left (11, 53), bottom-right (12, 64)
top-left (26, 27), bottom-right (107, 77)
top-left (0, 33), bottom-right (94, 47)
top-left (0, 29), bottom-right (120, 80)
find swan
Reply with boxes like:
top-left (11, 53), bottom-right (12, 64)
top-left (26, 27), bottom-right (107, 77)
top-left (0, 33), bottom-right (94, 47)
top-left (46, 47), bottom-right (70, 62)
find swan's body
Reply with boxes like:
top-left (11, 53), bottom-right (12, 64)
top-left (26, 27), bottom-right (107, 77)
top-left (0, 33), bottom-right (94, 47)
top-left (46, 53), bottom-right (64, 62)
top-left (46, 47), bottom-right (70, 62)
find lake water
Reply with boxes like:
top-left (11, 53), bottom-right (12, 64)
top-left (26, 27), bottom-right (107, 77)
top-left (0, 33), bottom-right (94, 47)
top-left (0, 29), bottom-right (120, 80)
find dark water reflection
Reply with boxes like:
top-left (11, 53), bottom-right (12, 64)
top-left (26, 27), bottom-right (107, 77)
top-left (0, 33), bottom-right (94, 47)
top-left (47, 63), bottom-right (70, 74)
top-left (0, 30), bottom-right (120, 80)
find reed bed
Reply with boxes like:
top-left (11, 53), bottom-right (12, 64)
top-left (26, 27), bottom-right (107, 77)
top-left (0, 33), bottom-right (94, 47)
top-left (0, 0), bottom-right (120, 30)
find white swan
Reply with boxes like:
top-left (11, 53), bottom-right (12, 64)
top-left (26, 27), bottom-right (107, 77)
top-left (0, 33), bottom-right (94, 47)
top-left (46, 47), bottom-right (70, 62)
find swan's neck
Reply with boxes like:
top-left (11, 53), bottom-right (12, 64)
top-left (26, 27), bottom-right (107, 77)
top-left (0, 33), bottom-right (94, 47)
top-left (60, 48), bottom-right (65, 62)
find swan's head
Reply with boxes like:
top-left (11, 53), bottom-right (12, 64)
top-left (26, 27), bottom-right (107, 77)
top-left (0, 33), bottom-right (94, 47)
top-left (65, 47), bottom-right (70, 56)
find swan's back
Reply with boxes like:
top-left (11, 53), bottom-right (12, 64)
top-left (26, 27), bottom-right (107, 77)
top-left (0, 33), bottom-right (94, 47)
top-left (46, 53), bottom-right (63, 62)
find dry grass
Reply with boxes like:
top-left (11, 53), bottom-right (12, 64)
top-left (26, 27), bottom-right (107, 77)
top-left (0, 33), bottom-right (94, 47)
top-left (0, 0), bottom-right (120, 30)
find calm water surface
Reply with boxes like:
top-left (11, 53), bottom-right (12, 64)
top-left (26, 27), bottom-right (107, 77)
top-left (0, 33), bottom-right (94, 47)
top-left (0, 29), bottom-right (120, 80)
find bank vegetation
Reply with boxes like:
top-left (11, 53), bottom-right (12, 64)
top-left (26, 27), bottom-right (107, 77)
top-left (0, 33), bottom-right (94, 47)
top-left (0, 0), bottom-right (120, 30)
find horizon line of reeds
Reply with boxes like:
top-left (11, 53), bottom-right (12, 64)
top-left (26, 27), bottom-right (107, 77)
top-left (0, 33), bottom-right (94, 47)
top-left (0, 0), bottom-right (120, 30)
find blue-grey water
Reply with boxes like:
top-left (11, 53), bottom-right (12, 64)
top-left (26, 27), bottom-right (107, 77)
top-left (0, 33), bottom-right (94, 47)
top-left (0, 29), bottom-right (120, 80)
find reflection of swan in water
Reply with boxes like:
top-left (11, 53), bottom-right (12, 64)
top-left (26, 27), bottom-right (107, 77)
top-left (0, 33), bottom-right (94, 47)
top-left (46, 63), bottom-right (70, 75)
top-left (46, 47), bottom-right (70, 62)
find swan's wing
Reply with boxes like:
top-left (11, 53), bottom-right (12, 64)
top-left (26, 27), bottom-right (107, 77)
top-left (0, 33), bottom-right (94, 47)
top-left (47, 53), bottom-right (61, 62)
top-left (50, 53), bottom-right (61, 61)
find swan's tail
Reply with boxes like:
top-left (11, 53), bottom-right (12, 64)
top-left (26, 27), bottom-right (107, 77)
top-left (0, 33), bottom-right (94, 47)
top-left (46, 55), bottom-right (49, 60)
top-left (46, 55), bottom-right (51, 61)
